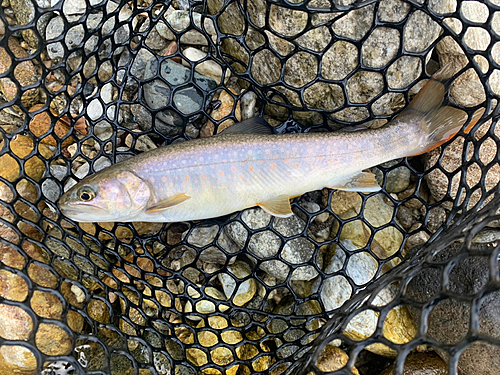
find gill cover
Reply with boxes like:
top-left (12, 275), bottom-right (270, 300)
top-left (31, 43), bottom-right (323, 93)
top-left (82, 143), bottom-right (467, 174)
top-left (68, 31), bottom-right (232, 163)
top-left (115, 170), bottom-right (152, 214)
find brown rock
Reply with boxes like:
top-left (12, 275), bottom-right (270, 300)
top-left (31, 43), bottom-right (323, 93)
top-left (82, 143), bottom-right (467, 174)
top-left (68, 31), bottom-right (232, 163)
top-left (0, 134), bottom-right (53, 182)
top-left (0, 37), bottom-right (39, 108)
top-left (35, 323), bottom-right (72, 356)
top-left (30, 290), bottom-right (63, 319)
top-left (324, 189), bottom-right (362, 216)
top-left (27, 263), bottom-right (58, 288)
top-left (0, 304), bottom-right (33, 340)
top-left (0, 269), bottom-right (28, 301)
top-left (67, 310), bottom-right (85, 333)
top-left (379, 352), bottom-right (447, 375)
top-left (28, 104), bottom-right (74, 147)
top-left (202, 88), bottom-right (241, 137)
top-left (0, 345), bottom-right (38, 375)
top-left (316, 345), bottom-right (360, 374)
top-left (87, 298), bottom-right (111, 323)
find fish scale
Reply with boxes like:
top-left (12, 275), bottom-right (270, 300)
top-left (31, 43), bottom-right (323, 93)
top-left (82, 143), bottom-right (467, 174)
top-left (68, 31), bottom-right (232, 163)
top-left (58, 71), bottom-right (473, 223)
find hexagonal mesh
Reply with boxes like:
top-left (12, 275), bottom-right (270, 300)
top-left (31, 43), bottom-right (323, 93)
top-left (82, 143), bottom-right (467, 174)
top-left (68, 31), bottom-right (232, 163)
top-left (0, 0), bottom-right (499, 374)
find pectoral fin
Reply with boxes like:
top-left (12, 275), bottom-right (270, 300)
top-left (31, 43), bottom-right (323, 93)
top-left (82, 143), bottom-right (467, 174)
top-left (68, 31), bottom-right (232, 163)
top-left (328, 171), bottom-right (381, 192)
top-left (145, 193), bottom-right (190, 214)
top-left (257, 195), bottom-right (293, 217)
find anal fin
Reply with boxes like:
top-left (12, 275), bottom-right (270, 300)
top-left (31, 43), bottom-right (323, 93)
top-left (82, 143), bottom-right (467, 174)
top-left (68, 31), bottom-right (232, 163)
top-left (257, 195), bottom-right (293, 217)
top-left (145, 193), bottom-right (190, 214)
top-left (328, 171), bottom-right (381, 192)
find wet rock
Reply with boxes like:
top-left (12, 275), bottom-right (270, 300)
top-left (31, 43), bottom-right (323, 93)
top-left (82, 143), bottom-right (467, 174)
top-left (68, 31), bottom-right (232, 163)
top-left (143, 58), bottom-right (217, 128)
top-left (218, 260), bottom-right (257, 306)
top-left (225, 208), bottom-right (319, 281)
top-left (0, 345), bottom-right (38, 375)
top-left (0, 269), bottom-right (29, 301)
top-left (378, 352), bottom-right (447, 375)
top-left (35, 323), bottom-right (72, 356)
top-left (28, 104), bottom-right (74, 147)
top-left (0, 38), bottom-right (39, 108)
top-left (406, 242), bottom-right (500, 375)
top-left (426, 206), bottom-right (447, 233)
top-left (372, 159), bottom-right (411, 194)
top-left (9, 0), bottom-right (51, 49)
top-left (316, 345), bottom-right (360, 374)
top-left (182, 47), bottom-right (228, 84)
top-left (0, 304), bottom-right (33, 340)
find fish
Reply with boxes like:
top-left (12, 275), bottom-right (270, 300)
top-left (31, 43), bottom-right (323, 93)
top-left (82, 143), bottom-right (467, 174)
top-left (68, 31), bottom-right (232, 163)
top-left (58, 70), bottom-right (474, 223)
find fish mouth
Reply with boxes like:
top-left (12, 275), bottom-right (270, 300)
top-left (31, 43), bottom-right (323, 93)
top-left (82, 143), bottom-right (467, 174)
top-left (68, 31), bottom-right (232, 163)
top-left (58, 202), bottom-right (109, 218)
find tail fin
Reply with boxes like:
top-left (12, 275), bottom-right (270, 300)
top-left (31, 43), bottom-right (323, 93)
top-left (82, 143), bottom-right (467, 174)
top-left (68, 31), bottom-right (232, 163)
top-left (401, 65), bottom-right (482, 156)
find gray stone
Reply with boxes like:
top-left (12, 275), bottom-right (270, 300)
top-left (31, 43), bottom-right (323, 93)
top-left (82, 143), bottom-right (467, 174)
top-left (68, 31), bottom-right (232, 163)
top-left (406, 242), bottom-right (500, 375)
top-left (404, 10), bottom-right (441, 53)
top-left (41, 178), bottom-right (61, 203)
top-left (143, 59), bottom-right (217, 128)
top-left (361, 27), bottom-right (400, 69)
top-left (225, 208), bottom-right (319, 280)
top-left (372, 159), bottom-right (411, 194)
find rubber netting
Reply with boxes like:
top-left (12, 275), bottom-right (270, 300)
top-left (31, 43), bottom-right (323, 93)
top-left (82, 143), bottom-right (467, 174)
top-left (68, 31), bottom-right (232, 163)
top-left (0, 0), bottom-right (500, 374)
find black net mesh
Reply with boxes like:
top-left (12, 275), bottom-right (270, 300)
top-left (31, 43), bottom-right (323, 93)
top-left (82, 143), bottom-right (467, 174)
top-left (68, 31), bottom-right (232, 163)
top-left (1, 0), bottom-right (500, 374)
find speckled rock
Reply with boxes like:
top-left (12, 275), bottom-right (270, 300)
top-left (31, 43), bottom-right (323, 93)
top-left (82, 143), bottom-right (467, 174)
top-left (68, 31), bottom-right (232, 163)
top-left (225, 208), bottom-right (319, 280)
top-left (0, 269), bottom-right (29, 301)
top-left (182, 47), bottom-right (229, 84)
top-left (35, 323), bottom-right (73, 356)
top-left (406, 242), bottom-right (500, 375)
top-left (0, 304), bottom-right (33, 340)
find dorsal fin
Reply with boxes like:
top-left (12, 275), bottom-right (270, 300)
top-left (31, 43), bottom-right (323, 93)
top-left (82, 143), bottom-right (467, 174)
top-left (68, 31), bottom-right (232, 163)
top-left (219, 117), bottom-right (272, 135)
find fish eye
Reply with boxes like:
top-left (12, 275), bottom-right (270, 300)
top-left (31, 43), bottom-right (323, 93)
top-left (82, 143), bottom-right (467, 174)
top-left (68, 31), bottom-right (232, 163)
top-left (78, 187), bottom-right (95, 201)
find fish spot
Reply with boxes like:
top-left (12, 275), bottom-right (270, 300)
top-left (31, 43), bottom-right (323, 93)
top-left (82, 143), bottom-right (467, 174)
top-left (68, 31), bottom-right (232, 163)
top-left (240, 161), bottom-right (245, 166)
top-left (265, 150), bottom-right (271, 155)
top-left (308, 149), bottom-right (312, 154)
top-left (284, 158), bottom-right (290, 163)
top-left (201, 174), bottom-right (207, 180)
top-left (239, 174), bottom-right (244, 180)
top-left (231, 166), bottom-right (237, 172)
top-left (185, 175), bottom-right (190, 181)
top-left (249, 166), bottom-right (254, 172)
top-left (270, 163), bottom-right (277, 169)
top-left (169, 182), bottom-right (174, 188)
top-left (328, 159), bottom-right (333, 164)
top-left (295, 163), bottom-right (300, 168)
top-left (292, 148), bottom-right (297, 153)
top-left (182, 183), bottom-right (186, 188)
top-left (258, 160), bottom-right (263, 164)
top-left (150, 177), bottom-right (155, 183)
top-left (248, 150), bottom-right (253, 156)
top-left (218, 170), bottom-right (224, 176)
top-left (210, 164), bottom-right (215, 169)
top-left (162, 176), bottom-right (167, 183)
top-left (305, 157), bottom-right (310, 162)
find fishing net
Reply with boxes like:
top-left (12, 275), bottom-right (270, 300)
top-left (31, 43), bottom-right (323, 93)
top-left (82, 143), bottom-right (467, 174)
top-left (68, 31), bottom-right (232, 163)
top-left (0, 0), bottom-right (499, 374)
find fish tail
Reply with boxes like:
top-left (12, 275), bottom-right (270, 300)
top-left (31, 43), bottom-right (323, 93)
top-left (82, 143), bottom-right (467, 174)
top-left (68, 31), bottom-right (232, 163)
top-left (403, 65), bottom-right (482, 156)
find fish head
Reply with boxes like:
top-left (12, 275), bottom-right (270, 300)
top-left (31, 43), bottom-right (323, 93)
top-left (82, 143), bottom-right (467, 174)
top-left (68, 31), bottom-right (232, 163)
top-left (58, 170), bottom-right (152, 222)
